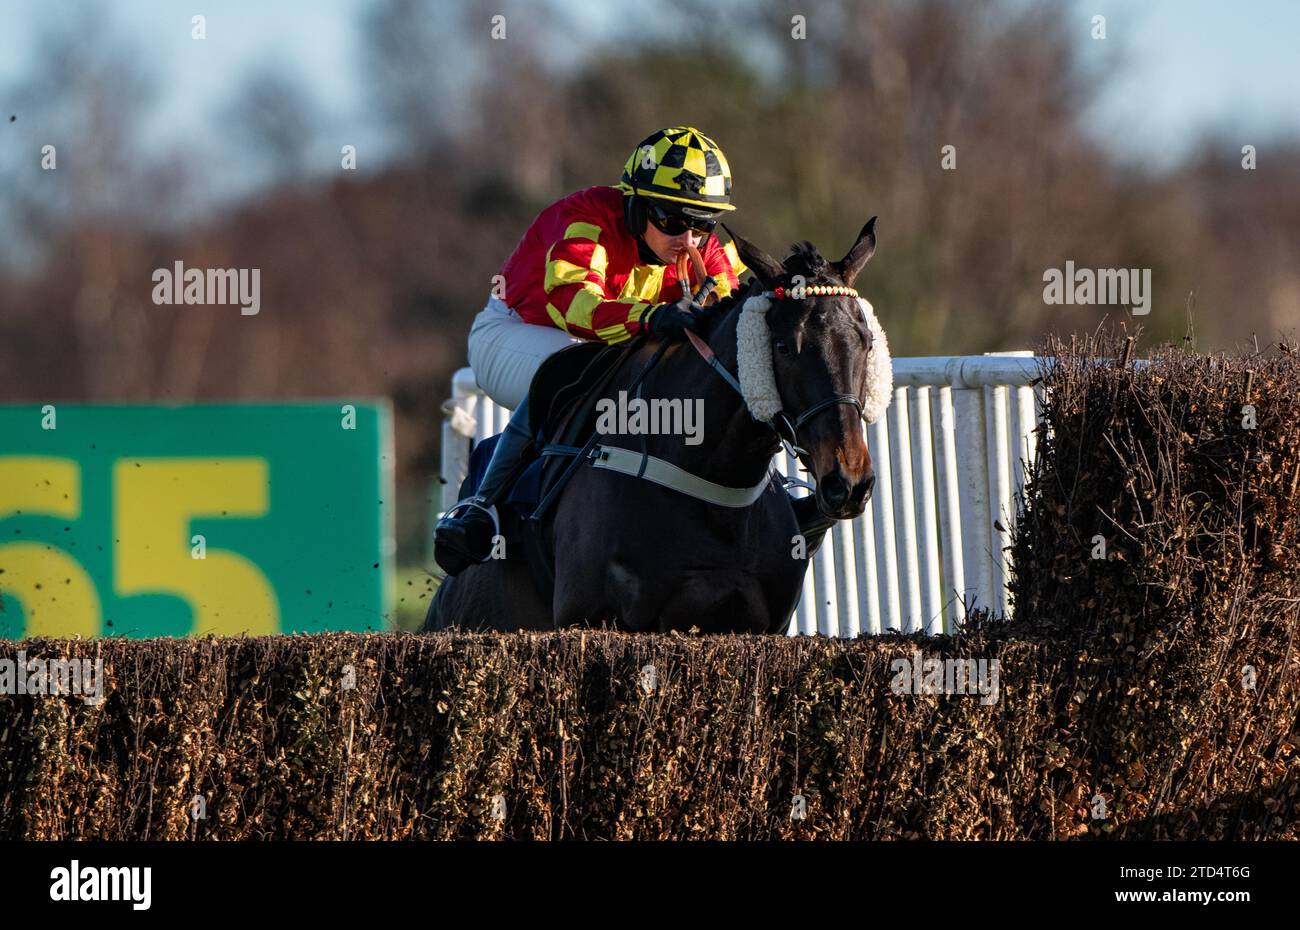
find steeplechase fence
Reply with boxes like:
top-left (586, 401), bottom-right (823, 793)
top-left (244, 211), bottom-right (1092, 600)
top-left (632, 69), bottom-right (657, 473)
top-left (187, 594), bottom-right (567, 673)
top-left (439, 352), bottom-right (1043, 636)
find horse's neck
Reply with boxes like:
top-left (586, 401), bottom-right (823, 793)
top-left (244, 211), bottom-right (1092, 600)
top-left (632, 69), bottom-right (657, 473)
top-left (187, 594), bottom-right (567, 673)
top-left (633, 306), bottom-right (778, 488)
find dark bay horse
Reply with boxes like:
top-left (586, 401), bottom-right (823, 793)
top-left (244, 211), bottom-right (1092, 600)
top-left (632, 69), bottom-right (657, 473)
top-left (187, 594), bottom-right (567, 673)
top-left (424, 219), bottom-right (883, 634)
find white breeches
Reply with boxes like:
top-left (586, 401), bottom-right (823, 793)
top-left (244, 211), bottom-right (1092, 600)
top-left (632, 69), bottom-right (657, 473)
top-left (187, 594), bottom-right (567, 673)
top-left (467, 295), bottom-right (585, 410)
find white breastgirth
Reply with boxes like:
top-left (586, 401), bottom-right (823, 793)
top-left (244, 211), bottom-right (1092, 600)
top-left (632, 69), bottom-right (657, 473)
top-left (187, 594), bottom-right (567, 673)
top-left (590, 446), bottom-right (774, 507)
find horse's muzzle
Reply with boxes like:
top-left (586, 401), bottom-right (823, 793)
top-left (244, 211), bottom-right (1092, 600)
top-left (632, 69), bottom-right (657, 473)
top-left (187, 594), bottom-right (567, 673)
top-left (817, 470), bottom-right (875, 518)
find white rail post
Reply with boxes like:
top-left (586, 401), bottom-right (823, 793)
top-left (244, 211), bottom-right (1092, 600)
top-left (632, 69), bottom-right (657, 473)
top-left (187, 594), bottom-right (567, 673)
top-left (812, 509), bottom-right (839, 636)
top-left (853, 497), bottom-right (881, 635)
top-left (908, 386), bottom-right (944, 634)
top-left (785, 449), bottom-right (818, 636)
top-left (888, 386), bottom-right (923, 633)
top-left (830, 518), bottom-right (861, 637)
top-left (988, 351), bottom-right (1038, 536)
top-left (866, 417), bottom-right (903, 631)
top-left (983, 385), bottom-right (1013, 617)
top-left (797, 558), bottom-right (817, 636)
top-left (441, 369), bottom-right (484, 513)
top-left (930, 385), bottom-right (966, 633)
top-left (952, 385), bottom-right (992, 620)
top-left (823, 418), bottom-right (863, 636)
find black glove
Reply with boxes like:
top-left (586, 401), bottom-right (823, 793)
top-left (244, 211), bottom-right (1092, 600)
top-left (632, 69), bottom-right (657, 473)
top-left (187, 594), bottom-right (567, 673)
top-left (695, 288), bottom-right (733, 328)
top-left (641, 297), bottom-right (704, 341)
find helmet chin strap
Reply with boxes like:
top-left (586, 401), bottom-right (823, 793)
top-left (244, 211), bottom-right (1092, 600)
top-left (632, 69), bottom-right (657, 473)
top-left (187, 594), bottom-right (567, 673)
top-left (624, 192), bottom-right (646, 237)
top-left (636, 236), bottom-right (665, 266)
top-left (624, 194), bottom-right (665, 266)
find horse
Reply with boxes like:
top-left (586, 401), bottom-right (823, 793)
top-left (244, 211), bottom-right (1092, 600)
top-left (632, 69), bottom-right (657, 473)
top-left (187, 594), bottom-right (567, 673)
top-left (423, 218), bottom-right (887, 634)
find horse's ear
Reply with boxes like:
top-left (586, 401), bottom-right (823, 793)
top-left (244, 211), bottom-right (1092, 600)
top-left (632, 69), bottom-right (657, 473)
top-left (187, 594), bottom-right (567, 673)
top-left (723, 224), bottom-right (784, 286)
top-left (833, 216), bottom-right (877, 287)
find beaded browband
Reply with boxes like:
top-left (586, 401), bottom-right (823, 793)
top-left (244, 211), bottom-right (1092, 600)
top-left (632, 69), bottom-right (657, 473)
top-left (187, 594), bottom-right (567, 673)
top-left (763, 284), bottom-right (860, 300)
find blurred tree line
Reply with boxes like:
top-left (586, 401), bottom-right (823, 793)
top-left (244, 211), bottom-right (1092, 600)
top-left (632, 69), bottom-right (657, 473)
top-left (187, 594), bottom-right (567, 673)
top-left (2, 0), bottom-right (1298, 558)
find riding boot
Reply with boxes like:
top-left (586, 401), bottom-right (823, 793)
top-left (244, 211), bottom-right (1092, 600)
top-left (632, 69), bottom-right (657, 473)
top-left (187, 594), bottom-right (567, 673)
top-left (791, 493), bottom-right (837, 557)
top-left (434, 396), bottom-right (535, 576)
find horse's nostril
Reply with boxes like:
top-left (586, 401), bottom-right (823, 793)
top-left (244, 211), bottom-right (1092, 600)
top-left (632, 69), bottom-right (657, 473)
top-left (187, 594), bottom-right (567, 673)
top-left (821, 475), bottom-right (851, 509)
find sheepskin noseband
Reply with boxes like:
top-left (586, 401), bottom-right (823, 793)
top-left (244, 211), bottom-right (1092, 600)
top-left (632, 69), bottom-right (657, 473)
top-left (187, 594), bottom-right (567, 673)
top-left (736, 294), bottom-right (893, 426)
top-left (737, 294), bottom-right (783, 421)
top-left (856, 297), bottom-right (893, 425)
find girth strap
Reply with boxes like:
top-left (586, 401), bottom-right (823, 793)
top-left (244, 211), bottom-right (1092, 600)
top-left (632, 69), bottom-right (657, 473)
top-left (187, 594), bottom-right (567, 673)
top-left (541, 442), bottom-right (772, 508)
top-left (541, 443), bottom-right (586, 458)
top-left (592, 446), bottom-right (773, 508)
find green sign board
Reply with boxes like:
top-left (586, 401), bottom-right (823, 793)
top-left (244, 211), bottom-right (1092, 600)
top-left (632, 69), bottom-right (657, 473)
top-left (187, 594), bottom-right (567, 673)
top-left (0, 403), bottom-right (394, 638)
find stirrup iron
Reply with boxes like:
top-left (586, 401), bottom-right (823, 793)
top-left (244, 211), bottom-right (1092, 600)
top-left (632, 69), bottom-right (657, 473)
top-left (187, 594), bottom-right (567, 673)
top-left (441, 496), bottom-right (500, 535)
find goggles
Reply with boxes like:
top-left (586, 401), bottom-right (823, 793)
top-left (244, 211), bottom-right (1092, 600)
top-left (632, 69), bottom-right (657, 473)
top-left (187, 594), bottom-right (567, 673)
top-left (645, 202), bottom-right (717, 237)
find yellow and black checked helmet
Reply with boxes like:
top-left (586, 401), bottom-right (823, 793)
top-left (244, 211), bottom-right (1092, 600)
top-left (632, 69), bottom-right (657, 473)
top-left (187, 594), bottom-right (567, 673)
top-left (619, 126), bottom-right (735, 213)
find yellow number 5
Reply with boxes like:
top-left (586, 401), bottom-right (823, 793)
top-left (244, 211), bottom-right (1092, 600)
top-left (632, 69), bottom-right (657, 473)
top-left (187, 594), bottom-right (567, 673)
top-left (115, 459), bottom-right (279, 636)
top-left (0, 457), bottom-right (101, 637)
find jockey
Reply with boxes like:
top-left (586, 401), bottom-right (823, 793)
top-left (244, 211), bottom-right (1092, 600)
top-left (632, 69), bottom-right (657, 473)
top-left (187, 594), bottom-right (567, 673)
top-left (435, 126), bottom-right (832, 576)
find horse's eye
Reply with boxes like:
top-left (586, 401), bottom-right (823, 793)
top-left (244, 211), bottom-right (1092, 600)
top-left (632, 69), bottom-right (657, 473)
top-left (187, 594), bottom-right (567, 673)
top-left (774, 340), bottom-right (791, 357)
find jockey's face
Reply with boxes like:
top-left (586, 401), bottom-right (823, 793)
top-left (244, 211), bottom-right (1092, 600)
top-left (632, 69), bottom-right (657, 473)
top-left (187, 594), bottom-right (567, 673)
top-left (642, 219), bottom-right (706, 265)
top-left (640, 201), bottom-right (716, 265)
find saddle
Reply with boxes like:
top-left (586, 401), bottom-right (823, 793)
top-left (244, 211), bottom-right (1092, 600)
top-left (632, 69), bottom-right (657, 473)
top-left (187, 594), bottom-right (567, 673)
top-left (528, 339), bottom-right (633, 445)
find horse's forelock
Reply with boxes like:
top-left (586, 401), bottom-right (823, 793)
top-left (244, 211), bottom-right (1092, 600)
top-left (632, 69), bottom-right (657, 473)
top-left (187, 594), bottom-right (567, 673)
top-left (783, 241), bottom-right (836, 283)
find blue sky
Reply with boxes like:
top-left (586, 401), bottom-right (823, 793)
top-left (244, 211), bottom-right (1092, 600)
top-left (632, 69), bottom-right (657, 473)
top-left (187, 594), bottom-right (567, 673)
top-left (0, 0), bottom-right (374, 163)
top-left (2, 0), bottom-right (1297, 185)
top-left (1078, 0), bottom-right (1300, 164)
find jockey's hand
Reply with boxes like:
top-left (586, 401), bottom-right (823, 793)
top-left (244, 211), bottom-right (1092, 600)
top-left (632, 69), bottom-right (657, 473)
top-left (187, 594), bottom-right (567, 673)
top-left (641, 297), bottom-right (705, 341)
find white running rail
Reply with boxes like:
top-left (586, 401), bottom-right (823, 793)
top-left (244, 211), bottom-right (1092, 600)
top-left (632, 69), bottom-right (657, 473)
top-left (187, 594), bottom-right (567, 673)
top-left (439, 352), bottom-right (1044, 636)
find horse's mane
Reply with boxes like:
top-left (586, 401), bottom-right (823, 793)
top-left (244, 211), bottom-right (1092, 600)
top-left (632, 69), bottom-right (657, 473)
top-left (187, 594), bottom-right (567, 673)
top-left (700, 283), bottom-right (750, 342)
top-left (699, 239), bottom-right (842, 339)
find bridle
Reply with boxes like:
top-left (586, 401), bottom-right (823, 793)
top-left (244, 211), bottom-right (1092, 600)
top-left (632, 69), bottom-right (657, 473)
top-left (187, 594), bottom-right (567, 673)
top-left (684, 281), bottom-right (870, 461)
top-left (770, 394), bottom-right (865, 457)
